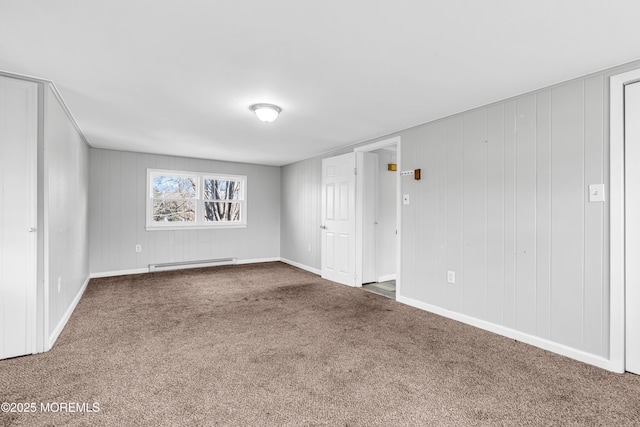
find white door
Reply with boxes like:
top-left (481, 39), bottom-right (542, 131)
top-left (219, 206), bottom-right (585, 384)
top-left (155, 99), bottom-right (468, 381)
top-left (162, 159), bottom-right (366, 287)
top-left (321, 153), bottom-right (356, 286)
top-left (626, 80), bottom-right (640, 374)
top-left (0, 76), bottom-right (38, 359)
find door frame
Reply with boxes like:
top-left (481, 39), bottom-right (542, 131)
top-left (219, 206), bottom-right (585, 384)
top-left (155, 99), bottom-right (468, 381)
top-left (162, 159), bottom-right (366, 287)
top-left (610, 68), bottom-right (640, 373)
top-left (354, 136), bottom-right (401, 296)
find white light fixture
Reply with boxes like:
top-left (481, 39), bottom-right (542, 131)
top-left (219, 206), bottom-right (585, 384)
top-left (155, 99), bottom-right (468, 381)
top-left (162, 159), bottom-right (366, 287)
top-left (249, 103), bottom-right (281, 123)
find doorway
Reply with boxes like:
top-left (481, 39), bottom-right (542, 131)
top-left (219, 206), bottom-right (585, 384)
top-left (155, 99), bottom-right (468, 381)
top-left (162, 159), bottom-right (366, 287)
top-left (319, 137), bottom-right (401, 294)
top-left (360, 148), bottom-right (398, 299)
top-left (355, 137), bottom-right (401, 298)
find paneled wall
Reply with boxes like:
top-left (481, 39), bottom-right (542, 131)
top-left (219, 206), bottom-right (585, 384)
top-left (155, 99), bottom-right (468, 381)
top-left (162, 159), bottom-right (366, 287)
top-left (44, 85), bottom-right (90, 342)
top-left (280, 60), bottom-right (640, 364)
top-left (89, 149), bottom-right (281, 275)
top-left (280, 157), bottom-right (322, 271)
top-left (400, 75), bottom-right (607, 356)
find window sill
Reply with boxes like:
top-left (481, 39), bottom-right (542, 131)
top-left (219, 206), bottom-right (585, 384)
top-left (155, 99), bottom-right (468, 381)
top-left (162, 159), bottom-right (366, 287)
top-left (145, 224), bottom-right (247, 231)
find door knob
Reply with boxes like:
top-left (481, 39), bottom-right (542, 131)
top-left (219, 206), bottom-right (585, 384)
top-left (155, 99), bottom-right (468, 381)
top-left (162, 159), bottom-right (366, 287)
top-left (28, 228), bottom-right (37, 232)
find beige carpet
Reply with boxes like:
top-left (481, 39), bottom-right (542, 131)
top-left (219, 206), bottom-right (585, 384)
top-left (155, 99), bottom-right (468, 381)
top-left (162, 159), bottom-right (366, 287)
top-left (1, 262), bottom-right (639, 426)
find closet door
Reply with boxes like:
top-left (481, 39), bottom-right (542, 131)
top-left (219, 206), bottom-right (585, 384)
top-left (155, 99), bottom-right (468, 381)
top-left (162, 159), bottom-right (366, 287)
top-left (626, 80), bottom-right (640, 375)
top-left (0, 76), bottom-right (38, 359)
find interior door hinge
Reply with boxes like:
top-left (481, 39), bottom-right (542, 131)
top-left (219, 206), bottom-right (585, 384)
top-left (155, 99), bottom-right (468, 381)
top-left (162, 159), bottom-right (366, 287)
top-left (354, 167), bottom-right (357, 175)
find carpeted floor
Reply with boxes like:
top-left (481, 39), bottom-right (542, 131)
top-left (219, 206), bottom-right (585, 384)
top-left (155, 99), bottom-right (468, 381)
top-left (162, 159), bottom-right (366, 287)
top-left (1, 262), bottom-right (640, 426)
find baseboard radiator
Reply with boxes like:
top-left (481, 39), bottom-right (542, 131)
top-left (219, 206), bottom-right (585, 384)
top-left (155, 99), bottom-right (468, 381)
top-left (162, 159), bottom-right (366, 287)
top-left (149, 258), bottom-right (237, 273)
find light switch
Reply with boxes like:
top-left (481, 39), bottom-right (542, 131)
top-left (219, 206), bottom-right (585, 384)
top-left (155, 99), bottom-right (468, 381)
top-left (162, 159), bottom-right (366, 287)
top-left (589, 184), bottom-right (605, 202)
top-left (403, 194), bottom-right (410, 205)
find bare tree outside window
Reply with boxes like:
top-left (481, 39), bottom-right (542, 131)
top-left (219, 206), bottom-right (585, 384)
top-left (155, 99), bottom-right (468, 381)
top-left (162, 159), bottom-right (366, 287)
top-left (152, 176), bottom-right (197, 222)
top-left (203, 179), bottom-right (241, 222)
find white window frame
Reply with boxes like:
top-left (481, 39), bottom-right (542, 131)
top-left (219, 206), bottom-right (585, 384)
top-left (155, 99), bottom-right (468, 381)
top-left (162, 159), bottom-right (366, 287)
top-left (146, 168), bottom-right (247, 231)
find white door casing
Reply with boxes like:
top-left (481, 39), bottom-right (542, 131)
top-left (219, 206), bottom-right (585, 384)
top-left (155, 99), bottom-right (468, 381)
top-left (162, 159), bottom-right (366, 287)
top-left (321, 153), bottom-right (356, 286)
top-left (625, 80), bottom-right (640, 375)
top-left (0, 76), bottom-right (38, 360)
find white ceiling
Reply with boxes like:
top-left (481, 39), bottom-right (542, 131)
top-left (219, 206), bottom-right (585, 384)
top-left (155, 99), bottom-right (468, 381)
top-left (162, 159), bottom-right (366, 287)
top-left (1, 1), bottom-right (640, 166)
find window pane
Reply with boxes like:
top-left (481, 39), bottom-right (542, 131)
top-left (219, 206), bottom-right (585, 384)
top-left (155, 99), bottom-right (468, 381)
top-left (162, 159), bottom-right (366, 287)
top-left (203, 179), bottom-right (242, 200)
top-left (204, 202), bottom-right (241, 222)
top-left (153, 200), bottom-right (196, 222)
top-left (153, 176), bottom-right (196, 199)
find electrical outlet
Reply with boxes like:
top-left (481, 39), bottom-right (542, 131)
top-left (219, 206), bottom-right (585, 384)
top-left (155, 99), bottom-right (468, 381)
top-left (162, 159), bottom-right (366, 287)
top-left (135, 244), bottom-right (142, 253)
top-left (447, 270), bottom-right (456, 284)
top-left (57, 277), bottom-right (61, 292)
top-left (403, 194), bottom-right (410, 205)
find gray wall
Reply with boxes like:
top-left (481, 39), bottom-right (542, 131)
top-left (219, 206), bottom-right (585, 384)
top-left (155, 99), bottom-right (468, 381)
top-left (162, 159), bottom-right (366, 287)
top-left (400, 77), bottom-right (607, 355)
top-left (280, 157), bottom-right (322, 270)
top-left (280, 59), bottom-right (640, 360)
top-left (44, 85), bottom-right (90, 339)
top-left (89, 149), bottom-right (281, 275)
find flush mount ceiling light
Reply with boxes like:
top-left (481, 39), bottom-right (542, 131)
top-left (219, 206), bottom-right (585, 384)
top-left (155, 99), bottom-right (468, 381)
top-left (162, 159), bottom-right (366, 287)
top-left (249, 103), bottom-right (281, 123)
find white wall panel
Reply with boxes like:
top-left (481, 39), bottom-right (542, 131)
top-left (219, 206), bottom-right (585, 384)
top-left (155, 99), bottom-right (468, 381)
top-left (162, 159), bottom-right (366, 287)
top-left (583, 75), bottom-right (605, 355)
top-left (436, 121), bottom-right (448, 307)
top-left (89, 149), bottom-right (280, 274)
top-left (486, 104), bottom-right (505, 325)
top-left (550, 81), bottom-right (585, 349)
top-left (88, 151), bottom-right (103, 274)
top-left (503, 100), bottom-right (517, 329)
top-left (401, 129), bottom-right (417, 299)
top-left (410, 128), bottom-right (424, 299)
top-left (107, 150), bottom-right (122, 269)
top-left (462, 109), bottom-right (487, 320)
top-left (44, 86), bottom-right (90, 339)
top-left (417, 125), bottom-right (438, 303)
top-left (535, 91), bottom-right (552, 340)
top-left (515, 95), bottom-right (537, 335)
top-left (445, 117), bottom-right (464, 313)
top-left (119, 153), bottom-right (138, 269)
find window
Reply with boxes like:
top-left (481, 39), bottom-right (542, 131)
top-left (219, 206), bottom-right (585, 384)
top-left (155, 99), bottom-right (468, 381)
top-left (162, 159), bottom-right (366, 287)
top-left (146, 169), bottom-right (246, 230)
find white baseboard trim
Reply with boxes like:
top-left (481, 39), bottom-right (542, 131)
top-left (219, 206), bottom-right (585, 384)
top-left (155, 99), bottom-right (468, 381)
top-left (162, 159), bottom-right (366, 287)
top-left (237, 257), bottom-right (281, 265)
top-left (90, 268), bottom-right (149, 278)
top-left (48, 276), bottom-right (90, 350)
top-left (280, 258), bottom-right (321, 275)
top-left (378, 274), bottom-right (396, 282)
top-left (90, 258), bottom-right (282, 279)
top-left (397, 295), bottom-right (618, 373)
